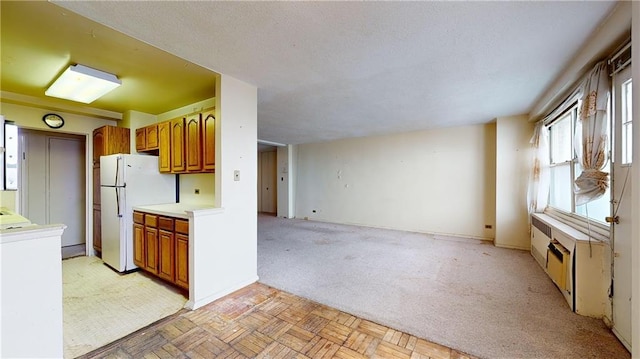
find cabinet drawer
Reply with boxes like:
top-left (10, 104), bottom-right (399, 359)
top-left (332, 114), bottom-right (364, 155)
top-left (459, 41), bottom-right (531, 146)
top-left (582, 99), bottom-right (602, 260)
top-left (175, 219), bottom-right (189, 235)
top-left (145, 214), bottom-right (158, 227)
top-left (133, 211), bottom-right (144, 224)
top-left (158, 216), bottom-right (174, 231)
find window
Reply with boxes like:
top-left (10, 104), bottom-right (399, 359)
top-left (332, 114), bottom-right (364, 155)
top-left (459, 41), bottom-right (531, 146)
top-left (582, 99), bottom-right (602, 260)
top-left (547, 104), bottom-right (611, 224)
top-left (548, 109), bottom-right (575, 213)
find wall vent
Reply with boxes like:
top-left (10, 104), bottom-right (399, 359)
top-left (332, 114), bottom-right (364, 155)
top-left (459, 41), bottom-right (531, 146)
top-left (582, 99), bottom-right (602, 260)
top-left (532, 216), bottom-right (551, 238)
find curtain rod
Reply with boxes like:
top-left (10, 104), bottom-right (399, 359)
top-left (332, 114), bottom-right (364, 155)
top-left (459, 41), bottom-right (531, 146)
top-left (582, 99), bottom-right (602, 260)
top-left (542, 38), bottom-right (631, 125)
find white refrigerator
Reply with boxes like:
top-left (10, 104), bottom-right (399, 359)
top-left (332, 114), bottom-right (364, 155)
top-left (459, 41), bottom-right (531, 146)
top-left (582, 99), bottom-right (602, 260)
top-left (100, 154), bottom-right (176, 272)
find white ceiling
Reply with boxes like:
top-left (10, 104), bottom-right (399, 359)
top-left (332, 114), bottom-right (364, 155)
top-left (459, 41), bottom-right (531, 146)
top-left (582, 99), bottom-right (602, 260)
top-left (56, 1), bottom-right (617, 145)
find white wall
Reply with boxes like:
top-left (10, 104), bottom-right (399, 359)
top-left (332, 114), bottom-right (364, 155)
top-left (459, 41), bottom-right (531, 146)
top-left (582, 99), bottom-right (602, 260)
top-left (188, 74), bottom-right (257, 309)
top-left (631, 2), bottom-right (639, 356)
top-left (495, 115), bottom-right (534, 249)
top-left (295, 124), bottom-right (497, 239)
top-left (276, 145), bottom-right (296, 218)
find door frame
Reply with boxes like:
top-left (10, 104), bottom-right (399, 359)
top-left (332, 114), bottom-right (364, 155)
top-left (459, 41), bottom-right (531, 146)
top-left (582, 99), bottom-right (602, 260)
top-left (610, 65), bottom-right (632, 351)
top-left (19, 128), bottom-right (92, 256)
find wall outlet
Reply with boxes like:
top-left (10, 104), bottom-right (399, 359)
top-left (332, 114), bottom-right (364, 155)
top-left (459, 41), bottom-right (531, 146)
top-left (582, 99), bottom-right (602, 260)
top-left (485, 224), bottom-right (492, 229)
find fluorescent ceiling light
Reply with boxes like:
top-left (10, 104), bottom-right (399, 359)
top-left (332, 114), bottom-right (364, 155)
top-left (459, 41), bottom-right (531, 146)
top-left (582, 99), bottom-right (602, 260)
top-left (45, 64), bottom-right (121, 104)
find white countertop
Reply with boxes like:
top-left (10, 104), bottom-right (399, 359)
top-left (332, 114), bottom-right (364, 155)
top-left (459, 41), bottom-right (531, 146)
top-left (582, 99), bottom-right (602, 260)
top-left (0, 207), bottom-right (32, 230)
top-left (133, 203), bottom-right (217, 219)
top-left (1, 224), bottom-right (66, 244)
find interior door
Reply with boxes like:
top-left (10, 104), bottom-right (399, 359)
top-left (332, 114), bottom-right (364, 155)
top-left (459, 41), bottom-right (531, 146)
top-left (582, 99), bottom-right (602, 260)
top-left (49, 137), bottom-right (86, 247)
top-left (611, 65), bottom-right (632, 351)
top-left (259, 150), bottom-right (277, 213)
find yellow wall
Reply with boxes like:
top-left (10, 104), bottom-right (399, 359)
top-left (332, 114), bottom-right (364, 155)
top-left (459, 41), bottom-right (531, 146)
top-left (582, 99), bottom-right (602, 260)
top-left (495, 115), bottom-right (534, 249)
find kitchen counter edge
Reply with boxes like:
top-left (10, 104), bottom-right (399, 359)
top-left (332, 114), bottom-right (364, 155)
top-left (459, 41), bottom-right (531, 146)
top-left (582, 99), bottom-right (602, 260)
top-left (133, 204), bottom-right (222, 219)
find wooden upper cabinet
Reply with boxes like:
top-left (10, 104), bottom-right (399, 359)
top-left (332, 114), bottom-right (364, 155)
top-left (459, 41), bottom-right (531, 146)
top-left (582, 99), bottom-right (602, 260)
top-left (158, 121), bottom-right (171, 173)
top-left (93, 126), bottom-right (130, 164)
top-left (135, 128), bottom-right (146, 152)
top-left (186, 113), bottom-right (202, 172)
top-left (92, 128), bottom-right (105, 164)
top-left (202, 111), bottom-right (215, 172)
top-left (146, 125), bottom-right (159, 149)
top-left (134, 109), bottom-right (214, 174)
top-left (136, 124), bottom-right (159, 152)
top-left (171, 117), bottom-right (186, 172)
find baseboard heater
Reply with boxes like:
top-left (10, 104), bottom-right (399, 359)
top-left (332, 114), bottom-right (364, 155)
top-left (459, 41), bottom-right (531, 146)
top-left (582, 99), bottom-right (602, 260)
top-left (530, 213), bottom-right (607, 318)
top-left (547, 240), bottom-right (569, 290)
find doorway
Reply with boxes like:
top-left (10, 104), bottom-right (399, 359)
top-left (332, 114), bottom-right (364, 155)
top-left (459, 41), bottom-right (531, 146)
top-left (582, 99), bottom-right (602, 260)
top-left (611, 65), bottom-right (632, 351)
top-left (20, 129), bottom-right (86, 259)
top-left (258, 148), bottom-right (277, 214)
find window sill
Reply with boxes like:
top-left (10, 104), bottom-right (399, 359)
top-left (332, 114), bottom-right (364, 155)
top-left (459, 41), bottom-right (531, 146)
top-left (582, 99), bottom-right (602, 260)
top-left (543, 207), bottom-right (610, 243)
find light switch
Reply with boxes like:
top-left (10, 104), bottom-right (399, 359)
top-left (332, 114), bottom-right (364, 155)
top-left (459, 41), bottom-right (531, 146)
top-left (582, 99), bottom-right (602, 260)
top-left (234, 170), bottom-right (240, 181)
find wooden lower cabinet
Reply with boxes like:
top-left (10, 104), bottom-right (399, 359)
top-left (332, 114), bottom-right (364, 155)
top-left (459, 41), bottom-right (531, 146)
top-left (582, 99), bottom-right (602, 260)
top-left (133, 223), bottom-right (145, 268)
top-left (133, 211), bottom-right (188, 290)
top-left (145, 227), bottom-right (159, 275)
top-left (159, 230), bottom-right (175, 282)
top-left (175, 232), bottom-right (189, 289)
top-left (93, 207), bottom-right (102, 253)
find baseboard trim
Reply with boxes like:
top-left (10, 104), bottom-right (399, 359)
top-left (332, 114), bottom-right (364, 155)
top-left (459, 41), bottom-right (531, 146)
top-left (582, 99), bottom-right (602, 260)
top-left (185, 276), bottom-right (259, 310)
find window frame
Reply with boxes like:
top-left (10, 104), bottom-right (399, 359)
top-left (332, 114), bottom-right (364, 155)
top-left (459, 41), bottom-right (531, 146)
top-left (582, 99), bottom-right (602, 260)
top-left (547, 105), bottom-right (578, 214)
top-left (544, 102), bottom-right (611, 236)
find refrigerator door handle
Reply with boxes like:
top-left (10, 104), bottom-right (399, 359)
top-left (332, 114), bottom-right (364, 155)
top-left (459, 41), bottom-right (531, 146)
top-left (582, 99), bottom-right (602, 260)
top-left (115, 156), bottom-right (121, 186)
top-left (115, 187), bottom-right (122, 218)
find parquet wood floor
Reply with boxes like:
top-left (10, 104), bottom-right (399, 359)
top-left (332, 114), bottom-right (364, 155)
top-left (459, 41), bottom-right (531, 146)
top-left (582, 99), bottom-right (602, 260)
top-left (80, 283), bottom-right (477, 359)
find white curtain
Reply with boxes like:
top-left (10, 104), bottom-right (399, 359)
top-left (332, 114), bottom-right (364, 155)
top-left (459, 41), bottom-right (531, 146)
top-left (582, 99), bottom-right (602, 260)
top-left (574, 61), bottom-right (610, 205)
top-left (527, 120), bottom-right (550, 214)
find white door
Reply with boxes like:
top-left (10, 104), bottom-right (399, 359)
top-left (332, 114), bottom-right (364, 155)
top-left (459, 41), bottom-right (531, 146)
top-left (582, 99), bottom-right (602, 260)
top-left (49, 137), bottom-right (85, 247)
top-left (611, 65), bottom-right (632, 350)
top-left (21, 130), bottom-right (86, 249)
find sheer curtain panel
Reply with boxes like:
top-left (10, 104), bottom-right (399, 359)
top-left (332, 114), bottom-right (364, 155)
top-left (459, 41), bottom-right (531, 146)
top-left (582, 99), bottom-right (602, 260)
top-left (527, 120), bottom-right (550, 214)
top-left (574, 61), bottom-right (610, 205)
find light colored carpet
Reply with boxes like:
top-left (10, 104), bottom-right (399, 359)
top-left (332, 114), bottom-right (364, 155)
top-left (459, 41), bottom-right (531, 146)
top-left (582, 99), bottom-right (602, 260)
top-left (257, 214), bottom-right (630, 359)
top-left (62, 256), bottom-right (187, 358)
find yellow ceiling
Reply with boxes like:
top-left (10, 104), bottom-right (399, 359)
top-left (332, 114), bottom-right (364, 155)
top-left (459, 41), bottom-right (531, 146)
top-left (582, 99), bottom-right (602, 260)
top-left (0, 1), bottom-right (217, 117)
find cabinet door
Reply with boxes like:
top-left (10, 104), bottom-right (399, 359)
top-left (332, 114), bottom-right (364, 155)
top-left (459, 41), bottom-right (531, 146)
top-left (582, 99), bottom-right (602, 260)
top-left (202, 112), bottom-right (215, 171)
top-left (158, 229), bottom-right (175, 282)
top-left (186, 114), bottom-right (202, 172)
top-left (135, 128), bottom-right (146, 152)
top-left (158, 121), bottom-right (171, 173)
top-left (92, 165), bottom-right (101, 205)
top-left (175, 233), bottom-right (189, 289)
top-left (171, 118), bottom-right (186, 173)
top-left (93, 207), bottom-right (102, 253)
top-left (146, 125), bottom-right (159, 149)
top-left (92, 127), bottom-right (105, 164)
top-left (133, 223), bottom-right (145, 268)
top-left (106, 126), bottom-right (131, 155)
top-left (145, 227), bottom-right (159, 274)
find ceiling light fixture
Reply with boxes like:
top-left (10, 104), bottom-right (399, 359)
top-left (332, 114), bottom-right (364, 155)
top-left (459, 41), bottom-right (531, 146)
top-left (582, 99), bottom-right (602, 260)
top-left (45, 64), bottom-right (121, 104)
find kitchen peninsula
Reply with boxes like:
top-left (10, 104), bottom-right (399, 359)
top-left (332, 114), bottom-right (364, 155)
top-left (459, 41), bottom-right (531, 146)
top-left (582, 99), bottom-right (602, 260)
top-left (1, 222), bottom-right (66, 358)
top-left (132, 203), bottom-right (229, 308)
